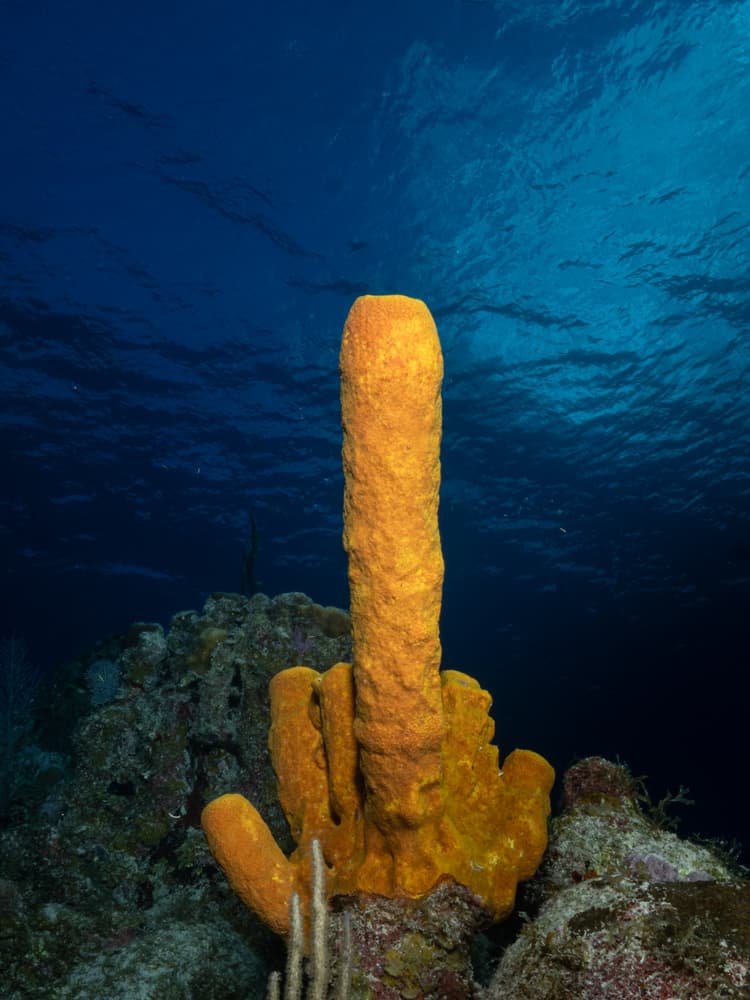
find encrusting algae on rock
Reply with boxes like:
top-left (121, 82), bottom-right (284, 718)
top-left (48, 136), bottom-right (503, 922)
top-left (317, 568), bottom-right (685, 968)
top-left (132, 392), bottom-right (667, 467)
top-left (201, 295), bottom-right (555, 936)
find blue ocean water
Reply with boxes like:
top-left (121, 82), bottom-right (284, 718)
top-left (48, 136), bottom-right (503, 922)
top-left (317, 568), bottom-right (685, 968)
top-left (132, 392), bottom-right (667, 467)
top-left (1, 1), bottom-right (748, 856)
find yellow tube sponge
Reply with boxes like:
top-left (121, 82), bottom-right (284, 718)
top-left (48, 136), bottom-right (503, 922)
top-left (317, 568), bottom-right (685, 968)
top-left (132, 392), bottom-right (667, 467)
top-left (200, 793), bottom-right (295, 937)
top-left (201, 294), bottom-right (555, 933)
top-left (341, 295), bottom-right (445, 843)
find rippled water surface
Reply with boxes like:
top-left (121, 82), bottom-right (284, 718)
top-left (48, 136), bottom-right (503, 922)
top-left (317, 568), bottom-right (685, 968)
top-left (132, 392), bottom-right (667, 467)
top-left (2, 0), bottom-right (749, 853)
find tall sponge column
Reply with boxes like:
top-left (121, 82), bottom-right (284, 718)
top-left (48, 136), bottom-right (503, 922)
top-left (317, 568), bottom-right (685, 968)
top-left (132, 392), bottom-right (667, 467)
top-left (340, 295), bottom-right (445, 839)
top-left (201, 294), bottom-right (555, 934)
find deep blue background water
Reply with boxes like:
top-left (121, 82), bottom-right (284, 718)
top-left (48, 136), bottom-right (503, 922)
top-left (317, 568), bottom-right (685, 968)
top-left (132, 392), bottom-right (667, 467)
top-left (2, 1), bottom-right (749, 858)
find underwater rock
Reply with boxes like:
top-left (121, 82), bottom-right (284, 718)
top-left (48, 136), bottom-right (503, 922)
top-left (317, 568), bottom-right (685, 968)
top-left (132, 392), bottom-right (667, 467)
top-left (488, 756), bottom-right (749, 999)
top-left (327, 882), bottom-right (489, 1000)
top-left (0, 591), bottom-right (351, 999)
top-left (1, 613), bottom-right (746, 1000)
